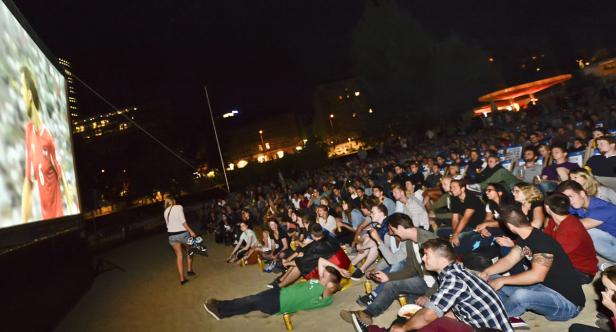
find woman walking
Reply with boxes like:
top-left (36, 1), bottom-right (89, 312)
top-left (164, 195), bottom-right (197, 285)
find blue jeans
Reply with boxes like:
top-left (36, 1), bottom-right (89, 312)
top-left (373, 261), bottom-right (406, 295)
top-left (365, 276), bottom-right (428, 317)
top-left (588, 228), bottom-right (616, 262)
top-left (497, 282), bottom-right (581, 320)
top-left (436, 227), bottom-right (494, 254)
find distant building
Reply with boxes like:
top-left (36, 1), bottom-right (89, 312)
top-left (218, 111), bottom-right (305, 169)
top-left (58, 58), bottom-right (79, 123)
top-left (72, 107), bottom-right (137, 141)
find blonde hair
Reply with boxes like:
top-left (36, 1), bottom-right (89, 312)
top-left (570, 169), bottom-right (599, 196)
top-left (514, 182), bottom-right (543, 204)
top-left (164, 194), bottom-right (175, 209)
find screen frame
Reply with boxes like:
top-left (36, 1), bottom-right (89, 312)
top-left (1, 0), bottom-right (83, 232)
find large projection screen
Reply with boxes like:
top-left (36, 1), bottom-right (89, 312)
top-left (0, 0), bottom-right (80, 228)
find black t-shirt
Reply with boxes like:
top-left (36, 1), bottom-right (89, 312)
top-left (272, 229), bottom-right (290, 254)
top-left (516, 228), bottom-right (585, 307)
top-left (450, 193), bottom-right (486, 229)
top-left (586, 155), bottom-right (616, 177)
top-left (524, 201), bottom-right (544, 225)
top-left (296, 235), bottom-right (340, 275)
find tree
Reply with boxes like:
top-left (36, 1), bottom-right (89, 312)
top-left (351, 0), bottom-right (501, 130)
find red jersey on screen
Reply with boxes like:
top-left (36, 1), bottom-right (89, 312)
top-left (25, 123), bottom-right (64, 220)
top-left (544, 215), bottom-right (598, 275)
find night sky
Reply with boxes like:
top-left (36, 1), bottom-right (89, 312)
top-left (11, 0), bottom-right (616, 135)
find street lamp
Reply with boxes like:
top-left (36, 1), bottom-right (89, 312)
top-left (258, 130), bottom-right (265, 150)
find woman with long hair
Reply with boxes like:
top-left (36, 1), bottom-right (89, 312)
top-left (474, 182), bottom-right (511, 238)
top-left (570, 168), bottom-right (616, 205)
top-left (163, 195), bottom-right (197, 285)
top-left (512, 182), bottom-right (545, 229)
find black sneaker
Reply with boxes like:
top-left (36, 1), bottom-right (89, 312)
top-left (351, 312), bottom-right (370, 332)
top-left (356, 293), bottom-right (375, 307)
top-left (350, 268), bottom-right (365, 281)
top-left (187, 270), bottom-right (196, 276)
top-left (203, 299), bottom-right (221, 320)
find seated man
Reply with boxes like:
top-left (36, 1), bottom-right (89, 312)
top-left (340, 213), bottom-right (438, 327)
top-left (543, 192), bottom-right (598, 284)
top-left (354, 238), bottom-right (512, 332)
top-left (272, 223), bottom-right (341, 288)
top-left (392, 183), bottom-right (430, 230)
top-left (478, 155), bottom-right (519, 191)
top-left (480, 205), bottom-right (585, 325)
top-left (585, 136), bottom-right (616, 189)
top-left (557, 180), bottom-right (616, 263)
top-left (204, 257), bottom-right (347, 320)
top-left (436, 180), bottom-right (488, 254)
top-left (350, 204), bottom-right (389, 280)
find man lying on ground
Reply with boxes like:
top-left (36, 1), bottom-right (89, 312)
top-left (203, 257), bottom-right (347, 320)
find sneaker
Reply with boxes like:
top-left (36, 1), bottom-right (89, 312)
top-left (356, 293), bottom-right (375, 307)
top-left (187, 270), bottom-right (196, 276)
top-left (203, 299), bottom-right (221, 321)
top-left (599, 262), bottom-right (613, 272)
top-left (264, 262), bottom-right (275, 273)
top-left (509, 317), bottom-right (529, 330)
top-left (266, 281), bottom-right (279, 289)
top-left (350, 268), bottom-right (365, 281)
top-left (340, 310), bottom-right (372, 325)
top-left (596, 317), bottom-right (611, 330)
top-left (351, 312), bottom-right (370, 332)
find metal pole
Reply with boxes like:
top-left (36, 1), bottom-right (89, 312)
top-left (204, 86), bottom-right (230, 192)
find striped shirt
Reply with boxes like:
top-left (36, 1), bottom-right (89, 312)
top-left (426, 263), bottom-right (513, 332)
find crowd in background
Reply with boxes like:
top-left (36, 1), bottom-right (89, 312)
top-left (197, 94), bottom-right (616, 331)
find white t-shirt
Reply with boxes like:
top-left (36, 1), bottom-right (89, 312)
top-left (318, 215), bottom-right (337, 233)
top-left (239, 229), bottom-right (258, 248)
top-left (164, 205), bottom-right (187, 232)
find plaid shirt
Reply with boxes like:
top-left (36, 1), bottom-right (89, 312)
top-left (426, 263), bottom-right (512, 332)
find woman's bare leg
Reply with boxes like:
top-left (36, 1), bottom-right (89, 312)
top-left (171, 243), bottom-right (184, 282)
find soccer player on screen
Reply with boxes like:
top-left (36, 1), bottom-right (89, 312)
top-left (20, 66), bottom-right (74, 222)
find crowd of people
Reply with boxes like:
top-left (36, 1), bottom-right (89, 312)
top-left (175, 96), bottom-right (616, 331)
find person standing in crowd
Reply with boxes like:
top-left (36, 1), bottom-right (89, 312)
top-left (557, 180), bottom-right (616, 263)
top-left (480, 205), bottom-right (585, 327)
top-left (354, 238), bottom-right (512, 332)
top-left (164, 195), bottom-right (197, 285)
top-left (543, 192), bottom-right (598, 284)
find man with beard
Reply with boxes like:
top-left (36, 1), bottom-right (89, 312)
top-left (513, 146), bottom-right (544, 184)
